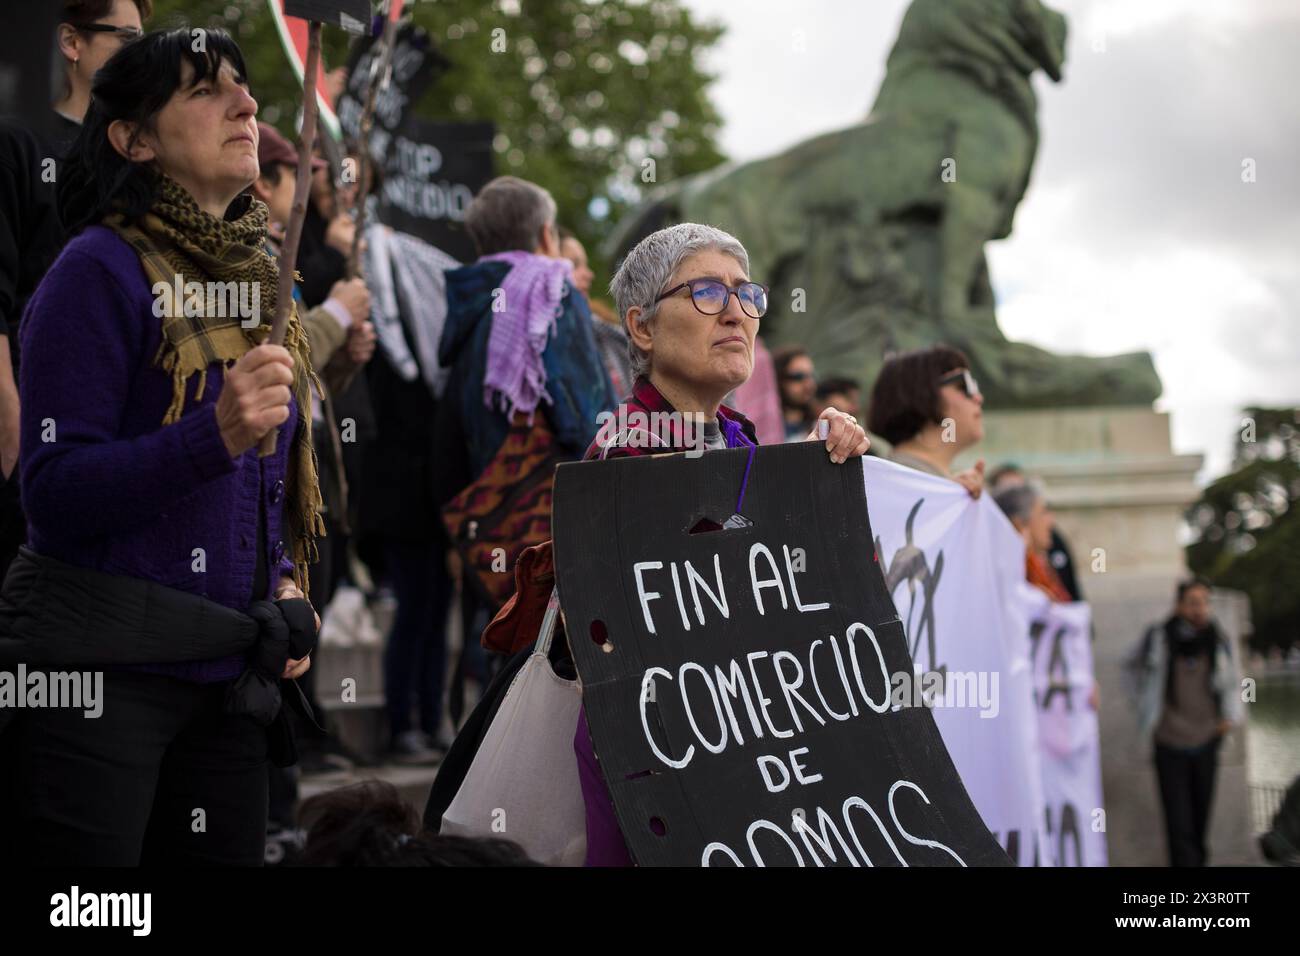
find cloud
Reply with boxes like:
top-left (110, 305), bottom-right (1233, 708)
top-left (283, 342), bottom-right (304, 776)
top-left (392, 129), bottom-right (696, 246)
top-left (1028, 1), bottom-right (1300, 259)
top-left (685, 0), bottom-right (910, 159)
top-left (993, 0), bottom-right (1300, 478)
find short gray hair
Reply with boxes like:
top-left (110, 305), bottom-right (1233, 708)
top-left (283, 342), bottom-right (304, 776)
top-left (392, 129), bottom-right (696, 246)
top-left (465, 175), bottom-right (557, 256)
top-left (609, 222), bottom-right (750, 380)
top-left (994, 482), bottom-right (1043, 526)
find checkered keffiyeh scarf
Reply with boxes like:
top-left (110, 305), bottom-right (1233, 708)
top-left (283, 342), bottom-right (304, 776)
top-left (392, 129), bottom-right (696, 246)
top-left (478, 250), bottom-right (573, 419)
top-left (107, 176), bottom-right (325, 595)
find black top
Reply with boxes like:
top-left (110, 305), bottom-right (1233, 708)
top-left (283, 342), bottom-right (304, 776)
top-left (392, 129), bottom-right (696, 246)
top-left (0, 111), bottom-right (78, 370)
top-left (358, 346), bottom-right (448, 547)
top-left (297, 201), bottom-right (348, 308)
top-left (1048, 526), bottom-right (1083, 601)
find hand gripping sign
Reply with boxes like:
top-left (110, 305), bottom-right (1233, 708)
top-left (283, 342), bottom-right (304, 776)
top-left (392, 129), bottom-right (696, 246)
top-left (553, 441), bottom-right (1012, 867)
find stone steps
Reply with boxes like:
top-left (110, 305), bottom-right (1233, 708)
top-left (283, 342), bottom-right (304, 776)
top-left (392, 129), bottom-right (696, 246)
top-left (290, 588), bottom-right (471, 824)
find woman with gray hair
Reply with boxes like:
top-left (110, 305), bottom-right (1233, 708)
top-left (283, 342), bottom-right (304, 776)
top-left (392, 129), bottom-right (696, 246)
top-left (995, 481), bottom-right (1100, 710)
top-left (589, 221), bottom-right (868, 461)
top-left (575, 221), bottom-right (869, 863)
top-left (993, 481), bottom-right (1071, 602)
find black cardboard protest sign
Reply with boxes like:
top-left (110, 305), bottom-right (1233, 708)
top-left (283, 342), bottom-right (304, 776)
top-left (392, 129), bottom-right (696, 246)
top-left (553, 442), bottom-right (1012, 867)
top-left (337, 22), bottom-right (446, 159)
top-left (378, 119), bottom-right (495, 262)
top-left (283, 0), bottom-right (371, 33)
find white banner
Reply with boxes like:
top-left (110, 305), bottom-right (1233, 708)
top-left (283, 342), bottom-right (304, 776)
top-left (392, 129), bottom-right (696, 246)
top-left (864, 458), bottom-right (1051, 865)
top-left (1022, 591), bottom-right (1109, 866)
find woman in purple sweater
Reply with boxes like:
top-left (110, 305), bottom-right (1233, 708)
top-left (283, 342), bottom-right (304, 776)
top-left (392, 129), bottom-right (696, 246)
top-left (6, 29), bottom-right (323, 865)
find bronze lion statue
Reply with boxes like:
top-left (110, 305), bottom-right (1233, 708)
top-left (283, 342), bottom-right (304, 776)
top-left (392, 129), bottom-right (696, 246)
top-left (611, 0), bottom-right (1160, 408)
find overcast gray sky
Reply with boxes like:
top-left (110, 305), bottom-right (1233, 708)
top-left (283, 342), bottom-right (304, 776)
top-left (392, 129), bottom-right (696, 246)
top-left (682, 0), bottom-right (1300, 481)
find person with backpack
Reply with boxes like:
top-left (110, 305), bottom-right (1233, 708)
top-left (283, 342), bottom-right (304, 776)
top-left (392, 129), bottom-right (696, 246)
top-left (1125, 576), bottom-right (1243, 866)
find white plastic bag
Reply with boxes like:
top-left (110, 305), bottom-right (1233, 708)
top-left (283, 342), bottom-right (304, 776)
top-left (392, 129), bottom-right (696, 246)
top-left (440, 589), bottom-right (587, 866)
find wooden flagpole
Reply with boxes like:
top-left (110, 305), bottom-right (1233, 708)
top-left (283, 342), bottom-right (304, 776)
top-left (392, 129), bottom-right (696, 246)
top-left (346, 7), bottom-right (400, 279)
top-left (260, 19), bottom-right (323, 457)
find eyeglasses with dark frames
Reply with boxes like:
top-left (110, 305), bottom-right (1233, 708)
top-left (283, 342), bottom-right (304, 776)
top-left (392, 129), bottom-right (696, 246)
top-left (937, 368), bottom-right (981, 399)
top-left (73, 22), bottom-right (145, 42)
top-left (653, 277), bottom-right (769, 319)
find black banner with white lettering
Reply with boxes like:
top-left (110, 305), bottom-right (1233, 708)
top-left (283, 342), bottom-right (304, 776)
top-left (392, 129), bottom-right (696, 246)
top-left (377, 118), bottom-right (495, 262)
top-left (336, 22), bottom-right (446, 158)
top-left (553, 442), bottom-right (1011, 867)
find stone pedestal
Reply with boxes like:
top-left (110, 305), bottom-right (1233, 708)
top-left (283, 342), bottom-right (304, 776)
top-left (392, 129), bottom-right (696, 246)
top-left (961, 406), bottom-right (1201, 575)
top-left (957, 406), bottom-right (1260, 866)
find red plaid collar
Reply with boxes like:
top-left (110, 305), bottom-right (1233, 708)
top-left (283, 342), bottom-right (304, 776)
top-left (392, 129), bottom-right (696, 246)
top-left (585, 377), bottom-right (759, 460)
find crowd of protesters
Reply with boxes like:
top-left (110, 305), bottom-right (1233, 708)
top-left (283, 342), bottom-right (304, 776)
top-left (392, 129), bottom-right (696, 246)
top-left (0, 7), bottom-right (1260, 869)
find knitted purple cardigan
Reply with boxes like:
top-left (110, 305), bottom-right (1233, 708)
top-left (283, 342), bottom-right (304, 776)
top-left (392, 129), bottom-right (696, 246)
top-left (18, 225), bottom-right (300, 681)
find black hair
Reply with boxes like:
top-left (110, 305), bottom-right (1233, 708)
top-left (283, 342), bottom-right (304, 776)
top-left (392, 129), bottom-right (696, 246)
top-left (773, 345), bottom-right (814, 415)
top-left (866, 344), bottom-right (971, 445)
top-left (816, 376), bottom-right (860, 399)
top-left (1176, 575), bottom-right (1212, 603)
top-left (259, 162), bottom-right (288, 187)
top-left (772, 344), bottom-right (810, 379)
top-left (58, 26), bottom-right (249, 235)
top-left (988, 462), bottom-right (1024, 487)
top-left (295, 780), bottom-right (541, 867)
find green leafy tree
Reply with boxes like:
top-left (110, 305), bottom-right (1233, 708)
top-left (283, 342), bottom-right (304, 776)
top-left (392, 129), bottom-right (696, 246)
top-left (148, 0), bottom-right (727, 286)
top-left (1186, 407), bottom-right (1300, 653)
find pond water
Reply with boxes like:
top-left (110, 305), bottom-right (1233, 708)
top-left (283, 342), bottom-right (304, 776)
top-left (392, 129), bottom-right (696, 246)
top-left (1247, 669), bottom-right (1300, 786)
top-left (1245, 668), bottom-right (1300, 831)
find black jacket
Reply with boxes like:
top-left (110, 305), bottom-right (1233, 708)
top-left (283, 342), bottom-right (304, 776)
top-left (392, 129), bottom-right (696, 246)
top-left (0, 113), bottom-right (76, 369)
top-left (358, 347), bottom-right (448, 547)
top-left (1048, 527), bottom-right (1083, 601)
top-left (0, 547), bottom-right (318, 764)
top-left (298, 202), bottom-right (348, 309)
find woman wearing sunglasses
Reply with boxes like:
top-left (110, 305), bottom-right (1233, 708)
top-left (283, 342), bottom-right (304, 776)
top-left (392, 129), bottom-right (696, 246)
top-left (866, 344), bottom-right (987, 498)
top-left (773, 345), bottom-right (819, 441)
top-left (55, 1), bottom-right (149, 126)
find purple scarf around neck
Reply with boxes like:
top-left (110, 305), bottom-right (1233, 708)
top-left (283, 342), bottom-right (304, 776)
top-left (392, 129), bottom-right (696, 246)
top-left (478, 250), bottom-right (574, 418)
